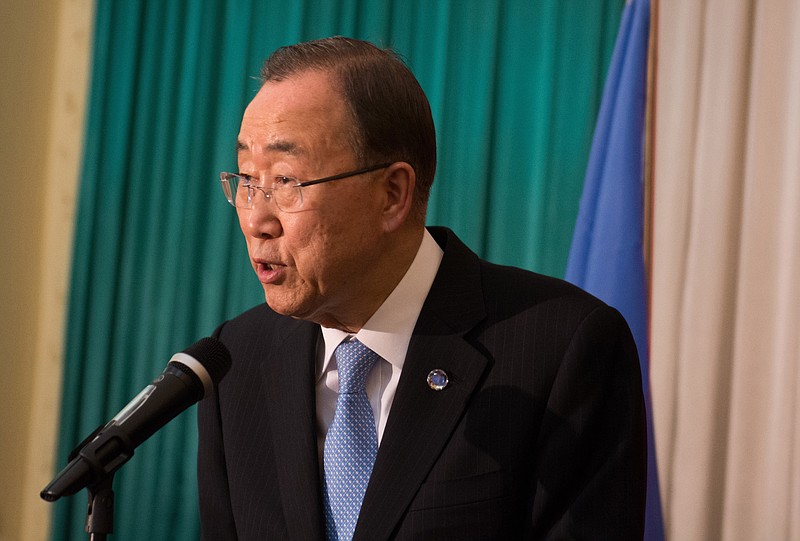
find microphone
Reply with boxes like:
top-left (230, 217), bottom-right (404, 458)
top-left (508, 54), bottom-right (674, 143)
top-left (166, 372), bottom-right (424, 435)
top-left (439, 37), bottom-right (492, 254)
top-left (40, 337), bottom-right (232, 502)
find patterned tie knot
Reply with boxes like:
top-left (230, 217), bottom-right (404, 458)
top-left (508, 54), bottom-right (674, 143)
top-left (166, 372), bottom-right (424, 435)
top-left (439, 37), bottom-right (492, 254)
top-left (335, 338), bottom-right (379, 394)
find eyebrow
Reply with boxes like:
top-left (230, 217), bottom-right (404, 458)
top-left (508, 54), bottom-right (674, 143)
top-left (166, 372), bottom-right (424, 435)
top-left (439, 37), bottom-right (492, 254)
top-left (235, 139), bottom-right (303, 155)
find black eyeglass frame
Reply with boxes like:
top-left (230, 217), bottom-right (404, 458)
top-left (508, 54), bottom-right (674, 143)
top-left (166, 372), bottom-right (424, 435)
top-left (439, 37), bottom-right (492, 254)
top-left (289, 162), bottom-right (392, 188)
top-left (219, 162), bottom-right (392, 210)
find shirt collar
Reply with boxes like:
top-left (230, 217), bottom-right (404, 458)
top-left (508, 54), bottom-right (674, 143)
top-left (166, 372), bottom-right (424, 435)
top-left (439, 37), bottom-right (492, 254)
top-left (319, 228), bottom-right (444, 375)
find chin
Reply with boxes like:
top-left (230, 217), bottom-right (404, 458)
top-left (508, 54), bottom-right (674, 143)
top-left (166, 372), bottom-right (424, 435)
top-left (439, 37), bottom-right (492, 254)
top-left (264, 293), bottom-right (309, 320)
top-left (264, 298), bottom-right (295, 317)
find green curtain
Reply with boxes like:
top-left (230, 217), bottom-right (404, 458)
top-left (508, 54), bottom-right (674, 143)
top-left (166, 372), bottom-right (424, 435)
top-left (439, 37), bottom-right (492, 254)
top-left (51, 1), bottom-right (622, 539)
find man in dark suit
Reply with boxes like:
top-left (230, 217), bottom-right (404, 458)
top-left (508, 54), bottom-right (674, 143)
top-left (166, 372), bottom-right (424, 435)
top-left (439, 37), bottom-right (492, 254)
top-left (198, 36), bottom-right (646, 540)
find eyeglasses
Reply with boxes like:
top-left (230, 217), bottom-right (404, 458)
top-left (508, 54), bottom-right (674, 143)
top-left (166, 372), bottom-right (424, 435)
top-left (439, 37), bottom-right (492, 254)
top-left (219, 163), bottom-right (391, 212)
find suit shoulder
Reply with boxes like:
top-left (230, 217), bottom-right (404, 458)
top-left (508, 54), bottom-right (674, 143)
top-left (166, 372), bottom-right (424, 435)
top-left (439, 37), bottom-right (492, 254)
top-left (474, 260), bottom-right (634, 350)
top-left (428, 226), bottom-right (613, 333)
top-left (479, 259), bottom-right (605, 313)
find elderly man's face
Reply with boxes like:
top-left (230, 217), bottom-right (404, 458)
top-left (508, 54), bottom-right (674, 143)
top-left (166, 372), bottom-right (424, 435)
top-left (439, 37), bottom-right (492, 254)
top-left (235, 70), bottom-right (389, 329)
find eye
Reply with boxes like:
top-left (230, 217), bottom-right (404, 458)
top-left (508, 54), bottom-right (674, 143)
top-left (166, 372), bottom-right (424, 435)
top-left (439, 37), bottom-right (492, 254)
top-left (238, 173), bottom-right (258, 185)
top-left (274, 175), bottom-right (298, 186)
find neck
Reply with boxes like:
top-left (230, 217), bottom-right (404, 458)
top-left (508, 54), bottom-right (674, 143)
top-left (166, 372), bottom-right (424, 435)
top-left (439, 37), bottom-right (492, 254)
top-left (316, 225), bottom-right (425, 333)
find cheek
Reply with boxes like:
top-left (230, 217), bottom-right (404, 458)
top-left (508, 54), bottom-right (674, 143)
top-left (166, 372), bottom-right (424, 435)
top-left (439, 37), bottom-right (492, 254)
top-left (282, 187), bottom-right (384, 279)
top-left (285, 214), bottom-right (364, 282)
top-left (282, 216), bottom-right (328, 272)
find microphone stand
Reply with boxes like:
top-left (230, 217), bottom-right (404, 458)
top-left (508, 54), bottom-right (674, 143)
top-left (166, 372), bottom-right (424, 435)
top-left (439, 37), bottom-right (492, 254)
top-left (42, 422), bottom-right (127, 539)
top-left (85, 472), bottom-right (116, 540)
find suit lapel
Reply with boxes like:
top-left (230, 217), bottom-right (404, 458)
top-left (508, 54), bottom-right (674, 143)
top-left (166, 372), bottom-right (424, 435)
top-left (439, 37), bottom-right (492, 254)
top-left (261, 318), bottom-right (326, 541)
top-left (356, 228), bottom-right (490, 540)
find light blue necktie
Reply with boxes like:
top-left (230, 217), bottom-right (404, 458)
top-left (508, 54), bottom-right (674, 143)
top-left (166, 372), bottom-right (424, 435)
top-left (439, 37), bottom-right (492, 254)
top-left (323, 338), bottom-right (379, 541)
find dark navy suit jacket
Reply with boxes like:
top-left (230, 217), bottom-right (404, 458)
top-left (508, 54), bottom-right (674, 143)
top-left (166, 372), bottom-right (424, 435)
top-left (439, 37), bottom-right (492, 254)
top-left (198, 227), bottom-right (646, 540)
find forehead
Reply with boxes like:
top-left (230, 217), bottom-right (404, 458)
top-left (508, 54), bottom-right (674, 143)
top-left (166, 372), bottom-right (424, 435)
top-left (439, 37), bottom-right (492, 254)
top-left (237, 70), bottom-right (353, 161)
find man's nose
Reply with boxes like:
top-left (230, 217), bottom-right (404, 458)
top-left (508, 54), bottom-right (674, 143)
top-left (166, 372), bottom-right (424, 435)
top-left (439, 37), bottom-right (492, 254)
top-left (240, 194), bottom-right (281, 239)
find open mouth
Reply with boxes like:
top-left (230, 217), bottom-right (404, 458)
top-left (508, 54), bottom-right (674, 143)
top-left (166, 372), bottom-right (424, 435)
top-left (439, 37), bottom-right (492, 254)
top-left (255, 261), bottom-right (284, 284)
top-left (254, 258), bottom-right (279, 270)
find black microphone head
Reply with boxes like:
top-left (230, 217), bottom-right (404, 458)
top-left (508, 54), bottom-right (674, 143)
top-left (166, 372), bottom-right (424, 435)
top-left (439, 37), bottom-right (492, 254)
top-left (169, 337), bottom-right (232, 398)
top-left (182, 337), bottom-right (232, 384)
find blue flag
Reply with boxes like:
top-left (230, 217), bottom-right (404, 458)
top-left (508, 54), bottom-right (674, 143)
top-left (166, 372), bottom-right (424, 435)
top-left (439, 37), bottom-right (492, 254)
top-left (565, 0), bottom-right (664, 538)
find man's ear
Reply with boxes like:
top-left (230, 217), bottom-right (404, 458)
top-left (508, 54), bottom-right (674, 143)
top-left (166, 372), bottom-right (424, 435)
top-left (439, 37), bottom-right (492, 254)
top-left (379, 162), bottom-right (416, 233)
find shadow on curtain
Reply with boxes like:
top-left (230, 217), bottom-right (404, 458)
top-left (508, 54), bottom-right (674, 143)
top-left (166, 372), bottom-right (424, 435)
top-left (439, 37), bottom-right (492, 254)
top-left (50, 1), bottom-right (623, 539)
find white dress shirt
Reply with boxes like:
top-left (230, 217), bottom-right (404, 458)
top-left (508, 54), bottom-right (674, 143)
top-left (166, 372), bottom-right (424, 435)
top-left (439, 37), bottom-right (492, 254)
top-left (316, 229), bottom-right (444, 459)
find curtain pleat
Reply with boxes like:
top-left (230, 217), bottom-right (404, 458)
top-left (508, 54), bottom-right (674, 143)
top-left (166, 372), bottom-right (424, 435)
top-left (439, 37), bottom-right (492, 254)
top-left (51, 1), bottom-right (623, 539)
top-left (652, 0), bottom-right (800, 539)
